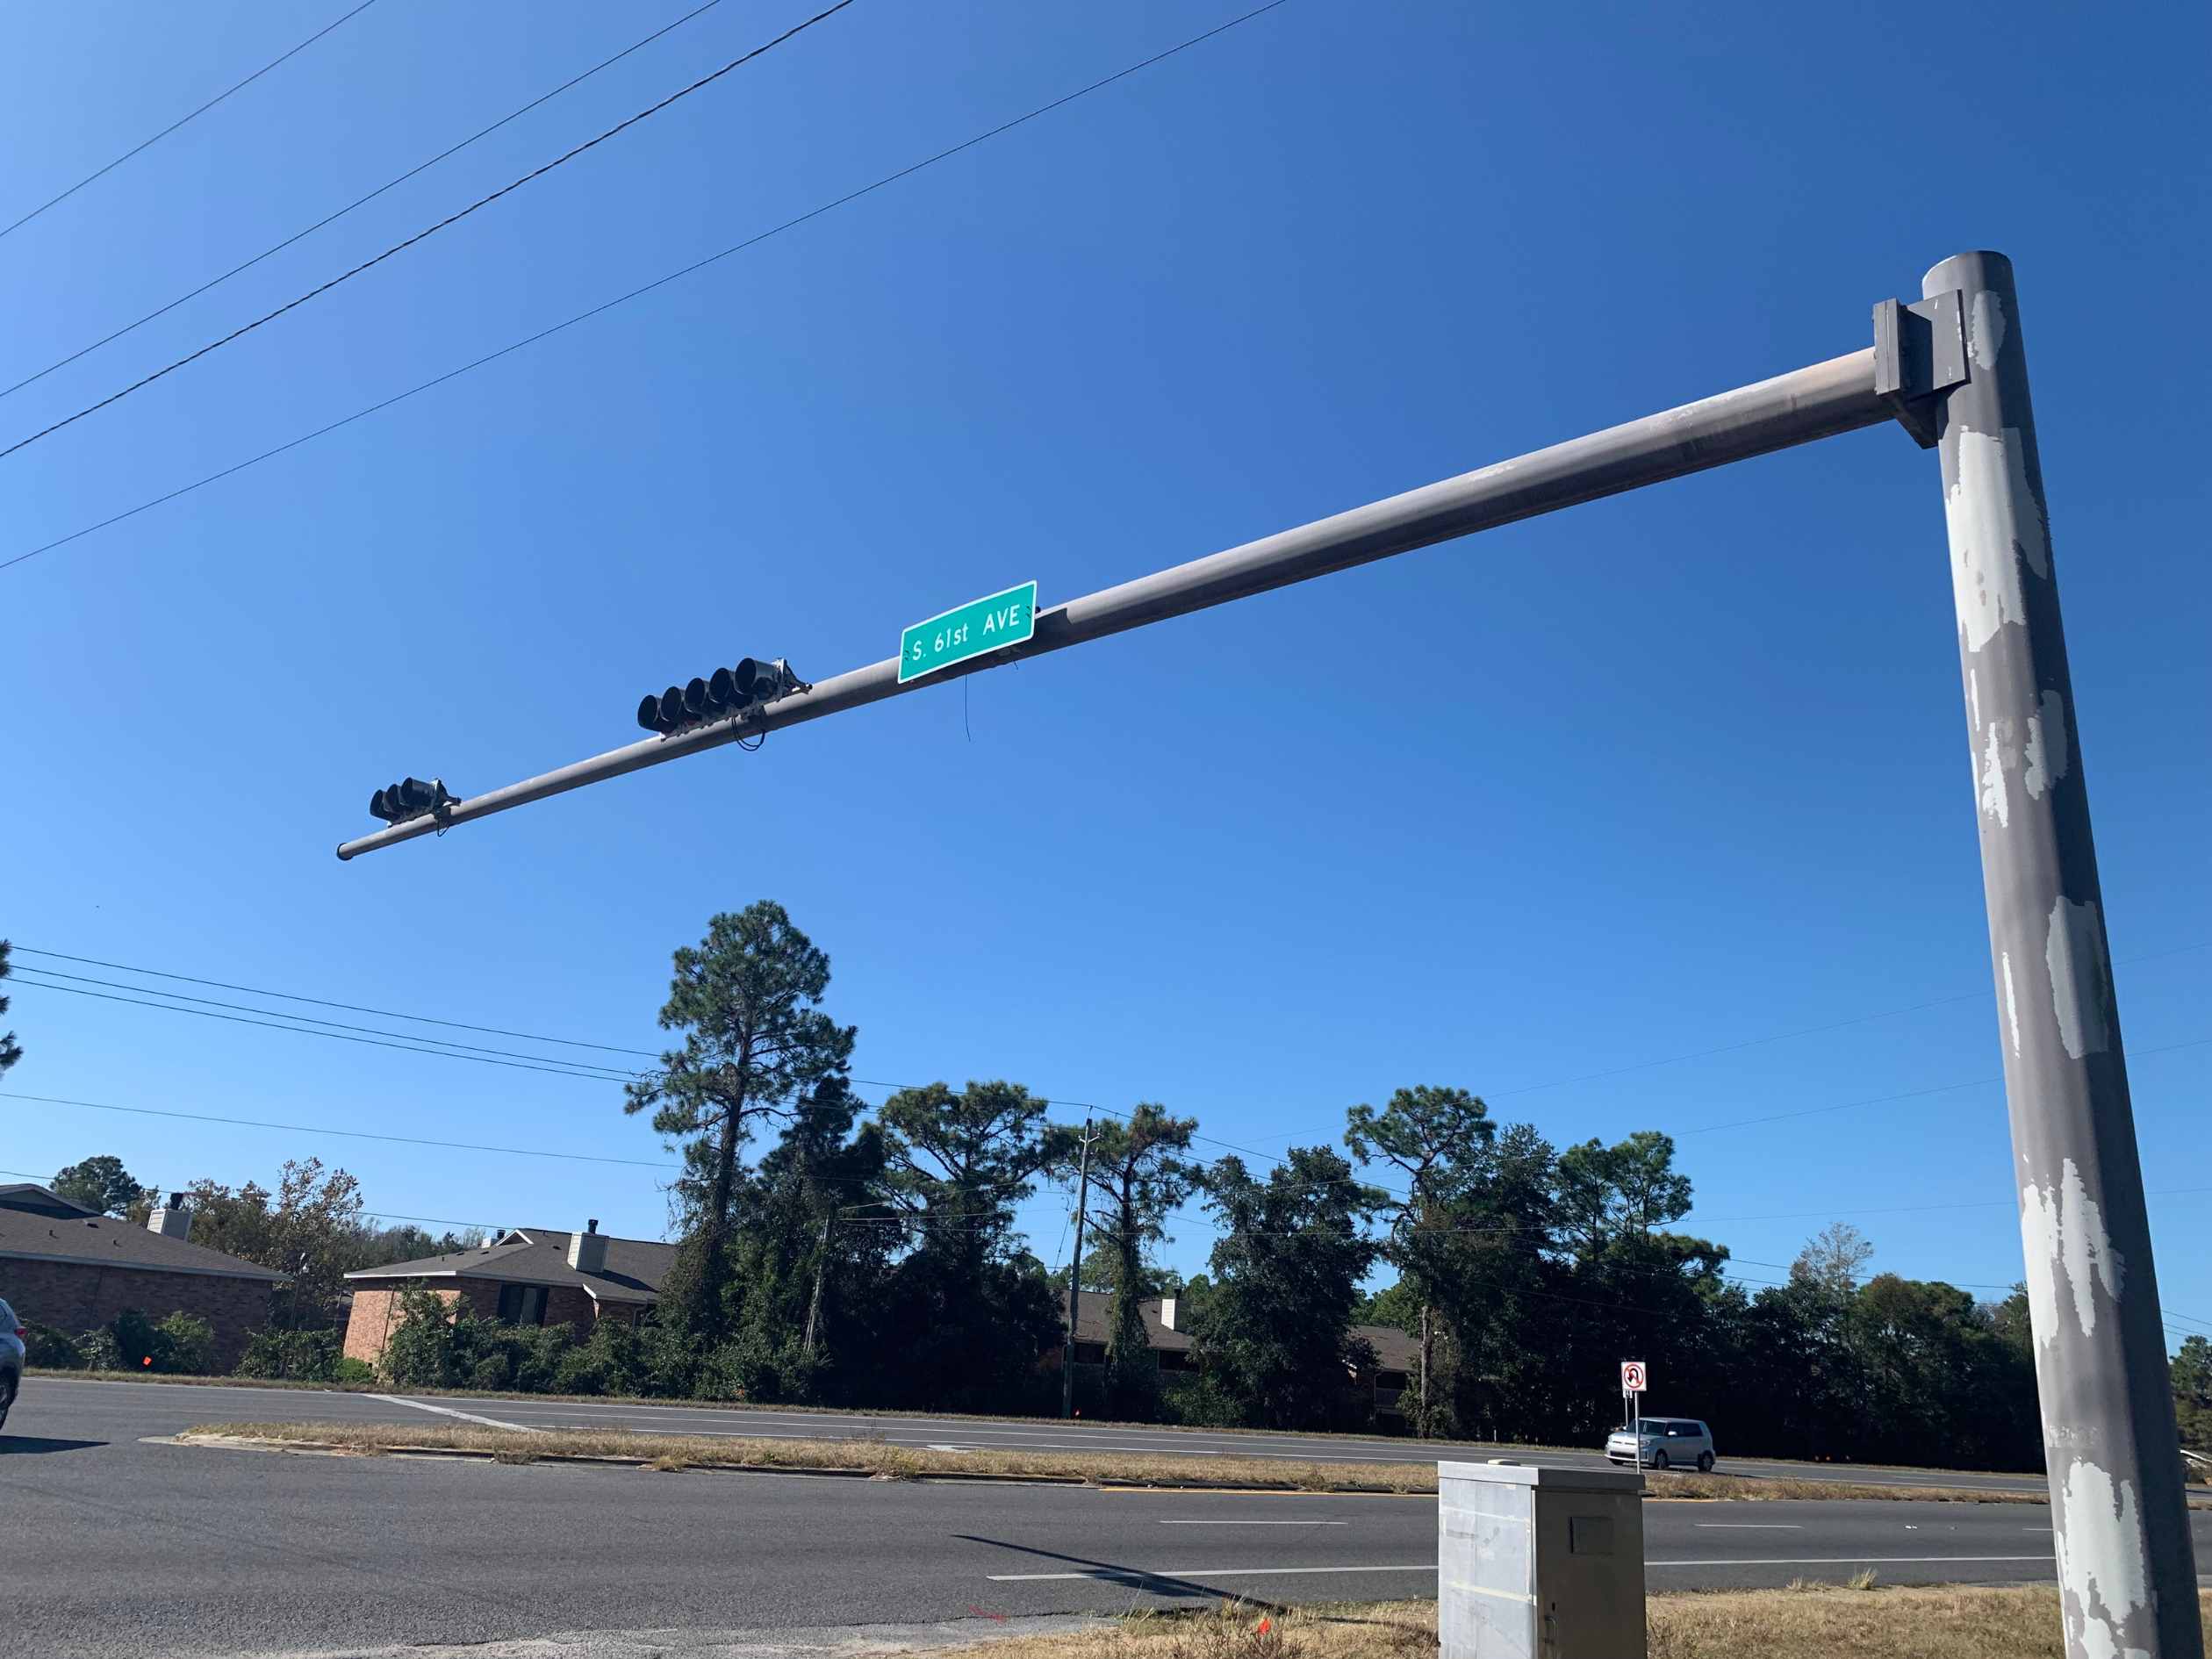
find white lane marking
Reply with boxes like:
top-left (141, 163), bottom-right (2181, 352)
top-left (988, 1563), bottom-right (1433, 1582)
top-left (1651, 1555), bottom-right (2051, 1569)
top-left (370, 1395), bottom-right (540, 1433)
top-left (1694, 1524), bottom-right (1803, 1529)
top-left (1156, 1520), bottom-right (1349, 1526)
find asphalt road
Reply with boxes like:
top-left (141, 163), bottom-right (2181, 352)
top-left (19, 1374), bottom-right (2058, 1492)
top-left (7, 1379), bottom-right (2207, 1659)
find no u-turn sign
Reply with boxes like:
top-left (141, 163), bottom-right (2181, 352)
top-left (1620, 1360), bottom-right (1648, 1394)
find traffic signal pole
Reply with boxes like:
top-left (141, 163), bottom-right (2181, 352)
top-left (1924, 252), bottom-right (2194, 1659)
top-left (337, 254), bottom-right (2199, 1659)
top-left (335, 346), bottom-right (1888, 861)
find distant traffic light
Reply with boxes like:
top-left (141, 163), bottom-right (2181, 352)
top-left (368, 776), bottom-right (455, 824)
top-left (635, 657), bottom-right (808, 735)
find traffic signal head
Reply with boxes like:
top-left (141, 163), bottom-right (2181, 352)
top-left (733, 657), bottom-right (805, 703)
top-left (368, 777), bottom-right (453, 823)
top-left (633, 657), bottom-right (805, 736)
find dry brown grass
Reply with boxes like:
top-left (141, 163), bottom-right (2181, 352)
top-left (1641, 1469), bottom-right (2044, 1505)
top-left (179, 1420), bottom-right (1436, 1492)
top-left (921, 1602), bottom-right (1433, 1659)
top-left (911, 1589), bottom-right (2212, 1658)
top-left (1648, 1584), bottom-right (2212, 1658)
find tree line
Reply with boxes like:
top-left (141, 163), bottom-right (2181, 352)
top-left (18, 914), bottom-right (2209, 1474)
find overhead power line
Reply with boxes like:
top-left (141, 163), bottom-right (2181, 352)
top-left (18, 960), bottom-right (2208, 1212)
top-left (0, 1167), bottom-right (512, 1237)
top-left (1493, 937), bottom-right (2212, 1101)
top-left (1, 0), bottom-right (1293, 573)
top-left (0, 1091), bottom-right (678, 1169)
top-left (0, 0), bottom-right (728, 402)
top-left (7, 943), bottom-right (660, 1056)
top-left (7, 946), bottom-right (657, 1059)
top-left (0, 0), bottom-right (382, 243)
top-left (15, 966), bottom-right (645, 1077)
top-left (0, 0), bottom-right (858, 462)
top-left (1680, 1035), bottom-right (2212, 1137)
top-left (4, 973), bottom-right (643, 1083)
top-left (32, 933), bottom-right (2199, 1160)
top-left (13, 939), bottom-right (2206, 1220)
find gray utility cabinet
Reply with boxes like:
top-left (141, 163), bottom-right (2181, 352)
top-left (1438, 1460), bottom-right (1647, 1659)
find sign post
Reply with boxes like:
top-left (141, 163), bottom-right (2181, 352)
top-left (898, 579), bottom-right (1037, 684)
top-left (1620, 1360), bottom-right (1647, 1430)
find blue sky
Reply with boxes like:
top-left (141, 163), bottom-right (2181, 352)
top-left (3, 2), bottom-right (2206, 1347)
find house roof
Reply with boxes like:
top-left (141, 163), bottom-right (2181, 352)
top-left (1071, 1296), bottom-right (1421, 1373)
top-left (346, 1227), bottom-right (675, 1306)
top-left (0, 1190), bottom-right (290, 1283)
top-left (0, 1182), bottom-right (99, 1220)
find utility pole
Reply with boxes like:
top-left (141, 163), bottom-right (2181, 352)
top-left (801, 1210), bottom-right (833, 1360)
top-left (341, 253), bottom-right (2197, 1657)
top-left (1061, 1119), bottom-right (1096, 1420)
top-left (1925, 251), bottom-right (2196, 1659)
top-left (1418, 1303), bottom-right (1431, 1436)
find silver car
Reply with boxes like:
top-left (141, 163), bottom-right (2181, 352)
top-left (1605, 1415), bottom-right (1715, 1472)
top-left (0, 1296), bottom-right (23, 1434)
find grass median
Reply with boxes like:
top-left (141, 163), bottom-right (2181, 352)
top-left (179, 1420), bottom-right (1437, 1491)
top-left (913, 1587), bottom-right (2212, 1657)
top-left (178, 1420), bottom-right (2046, 1502)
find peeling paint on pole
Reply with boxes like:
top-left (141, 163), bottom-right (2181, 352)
top-left (1928, 251), bottom-right (2201, 1659)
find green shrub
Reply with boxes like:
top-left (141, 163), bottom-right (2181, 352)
top-left (1159, 1371), bottom-right (1247, 1428)
top-left (550, 1347), bottom-right (609, 1396)
top-left (466, 1352), bottom-right (510, 1391)
top-left (333, 1355), bottom-right (375, 1384)
top-left (234, 1328), bottom-right (343, 1382)
top-left (374, 1282), bottom-right (614, 1395)
top-left (381, 1283), bottom-right (460, 1387)
top-left (154, 1311), bottom-right (215, 1375)
top-left (76, 1327), bottom-right (120, 1370)
top-left (20, 1322), bottom-right (83, 1368)
top-left (109, 1308), bottom-right (164, 1370)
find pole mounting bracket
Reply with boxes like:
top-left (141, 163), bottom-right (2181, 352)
top-left (1873, 291), bottom-right (1968, 449)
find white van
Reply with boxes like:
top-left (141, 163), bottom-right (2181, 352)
top-left (1605, 1416), bottom-right (1715, 1471)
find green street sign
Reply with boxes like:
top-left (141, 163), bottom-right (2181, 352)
top-left (899, 579), bottom-right (1038, 684)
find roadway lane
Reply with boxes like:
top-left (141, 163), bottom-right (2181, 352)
top-left (7, 1384), bottom-right (2210, 1659)
top-left (15, 1375), bottom-right (2057, 1495)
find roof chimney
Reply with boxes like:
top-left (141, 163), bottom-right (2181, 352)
top-left (567, 1217), bottom-right (607, 1274)
top-left (147, 1193), bottom-right (191, 1241)
top-left (1159, 1296), bottom-right (1177, 1332)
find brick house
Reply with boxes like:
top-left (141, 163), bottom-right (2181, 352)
top-left (1062, 1294), bottom-right (1423, 1422)
top-left (342, 1222), bottom-right (676, 1367)
top-left (0, 1183), bottom-right (288, 1368)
